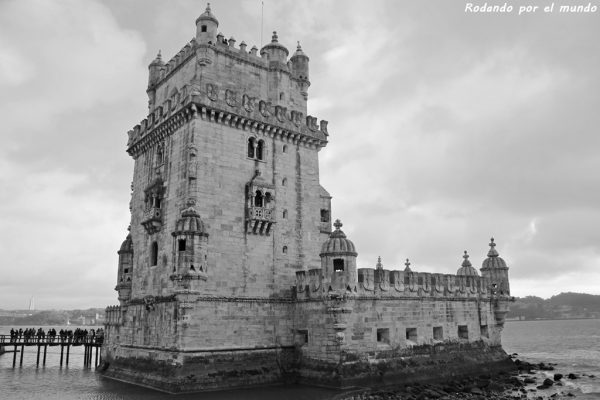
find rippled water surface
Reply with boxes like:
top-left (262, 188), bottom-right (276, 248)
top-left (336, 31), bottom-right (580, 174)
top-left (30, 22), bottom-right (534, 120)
top-left (1, 320), bottom-right (600, 399)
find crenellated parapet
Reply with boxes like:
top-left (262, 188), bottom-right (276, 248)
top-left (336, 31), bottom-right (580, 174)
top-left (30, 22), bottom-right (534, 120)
top-left (126, 91), bottom-right (328, 159)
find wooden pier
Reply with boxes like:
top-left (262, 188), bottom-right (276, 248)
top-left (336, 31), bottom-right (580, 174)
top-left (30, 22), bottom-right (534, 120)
top-left (0, 334), bottom-right (103, 368)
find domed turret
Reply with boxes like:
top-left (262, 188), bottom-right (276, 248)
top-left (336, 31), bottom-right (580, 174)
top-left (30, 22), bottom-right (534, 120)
top-left (457, 251), bottom-right (479, 276)
top-left (172, 206), bottom-right (207, 236)
top-left (171, 206), bottom-right (209, 278)
top-left (116, 233), bottom-right (133, 304)
top-left (196, 3), bottom-right (219, 44)
top-left (260, 31), bottom-right (289, 64)
top-left (480, 238), bottom-right (510, 295)
top-left (320, 219), bottom-right (358, 292)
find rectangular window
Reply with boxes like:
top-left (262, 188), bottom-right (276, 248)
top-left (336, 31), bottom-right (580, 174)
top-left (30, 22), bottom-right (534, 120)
top-left (433, 326), bottom-right (443, 340)
top-left (480, 325), bottom-right (489, 338)
top-left (296, 329), bottom-right (308, 345)
top-left (458, 325), bottom-right (469, 340)
top-left (123, 268), bottom-right (129, 274)
top-left (377, 328), bottom-right (389, 343)
top-left (406, 328), bottom-right (417, 342)
top-left (178, 239), bottom-right (186, 252)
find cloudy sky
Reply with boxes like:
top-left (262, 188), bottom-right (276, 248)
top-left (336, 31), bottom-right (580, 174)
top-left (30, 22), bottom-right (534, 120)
top-left (0, 0), bottom-right (598, 309)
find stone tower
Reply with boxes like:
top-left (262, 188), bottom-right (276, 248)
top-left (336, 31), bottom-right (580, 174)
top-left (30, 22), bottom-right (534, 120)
top-left (118, 4), bottom-right (331, 303)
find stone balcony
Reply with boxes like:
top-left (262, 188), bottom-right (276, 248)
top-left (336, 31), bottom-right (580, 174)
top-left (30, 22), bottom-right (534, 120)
top-left (246, 206), bottom-right (275, 235)
top-left (141, 207), bottom-right (162, 234)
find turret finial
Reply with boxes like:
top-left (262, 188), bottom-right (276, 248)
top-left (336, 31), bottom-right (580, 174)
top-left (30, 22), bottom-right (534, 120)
top-left (206, 2), bottom-right (211, 12)
top-left (376, 256), bottom-right (383, 270)
top-left (404, 258), bottom-right (412, 272)
top-left (487, 237), bottom-right (499, 257)
top-left (462, 250), bottom-right (472, 267)
top-left (271, 31), bottom-right (278, 43)
top-left (333, 219), bottom-right (342, 230)
top-left (297, 41), bottom-right (302, 50)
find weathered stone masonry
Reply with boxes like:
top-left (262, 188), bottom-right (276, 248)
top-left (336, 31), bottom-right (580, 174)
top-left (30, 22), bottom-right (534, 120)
top-left (103, 5), bottom-right (514, 393)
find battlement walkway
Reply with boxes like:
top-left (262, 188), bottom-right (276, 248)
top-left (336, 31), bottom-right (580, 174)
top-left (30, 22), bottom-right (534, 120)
top-left (0, 334), bottom-right (102, 368)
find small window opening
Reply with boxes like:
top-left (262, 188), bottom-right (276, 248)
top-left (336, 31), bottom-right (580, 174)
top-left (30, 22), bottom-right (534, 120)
top-left (256, 140), bottom-right (264, 160)
top-left (254, 190), bottom-right (264, 207)
top-left (480, 325), bottom-right (489, 338)
top-left (433, 326), bottom-right (443, 340)
top-left (333, 258), bottom-right (344, 273)
top-left (247, 137), bottom-right (256, 158)
top-left (123, 268), bottom-right (129, 274)
top-left (282, 145), bottom-right (287, 153)
top-left (458, 325), bottom-right (469, 340)
top-left (320, 209), bottom-right (330, 222)
top-left (296, 329), bottom-right (308, 345)
top-left (282, 209), bottom-right (288, 219)
top-left (155, 197), bottom-right (161, 209)
top-left (282, 177), bottom-right (287, 186)
top-left (201, 25), bottom-right (207, 32)
top-left (265, 192), bottom-right (272, 204)
top-left (150, 242), bottom-right (158, 266)
top-left (279, 92), bottom-right (284, 100)
top-left (178, 239), bottom-right (186, 252)
top-left (406, 328), bottom-right (417, 342)
top-left (377, 328), bottom-right (389, 343)
top-left (282, 246), bottom-right (288, 254)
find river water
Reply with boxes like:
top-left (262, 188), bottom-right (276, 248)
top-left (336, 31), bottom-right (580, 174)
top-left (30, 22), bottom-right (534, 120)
top-left (1, 319), bottom-right (599, 399)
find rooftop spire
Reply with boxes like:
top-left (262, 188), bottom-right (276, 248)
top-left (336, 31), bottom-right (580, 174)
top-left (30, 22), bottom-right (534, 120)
top-left (487, 237), bottom-right (499, 257)
top-left (462, 250), bottom-right (472, 267)
top-left (404, 258), bottom-right (412, 272)
top-left (376, 256), bottom-right (383, 270)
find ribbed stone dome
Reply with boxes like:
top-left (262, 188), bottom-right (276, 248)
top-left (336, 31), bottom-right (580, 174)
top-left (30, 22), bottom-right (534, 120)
top-left (260, 31), bottom-right (289, 57)
top-left (320, 219), bottom-right (357, 257)
top-left (172, 206), bottom-right (208, 237)
top-left (457, 251), bottom-right (479, 276)
top-left (119, 234), bottom-right (133, 253)
top-left (196, 3), bottom-right (219, 26)
top-left (481, 238), bottom-right (508, 270)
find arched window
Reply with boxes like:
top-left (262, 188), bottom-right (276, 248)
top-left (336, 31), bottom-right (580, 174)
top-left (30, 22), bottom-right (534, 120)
top-left (150, 242), bottom-right (158, 266)
top-left (256, 140), bottom-right (264, 160)
top-left (264, 192), bottom-right (272, 205)
top-left (282, 246), bottom-right (288, 254)
top-left (254, 190), bottom-right (263, 207)
top-left (282, 177), bottom-right (287, 186)
top-left (282, 145), bottom-right (287, 153)
top-left (282, 209), bottom-right (288, 219)
top-left (279, 92), bottom-right (285, 100)
top-left (247, 137), bottom-right (256, 158)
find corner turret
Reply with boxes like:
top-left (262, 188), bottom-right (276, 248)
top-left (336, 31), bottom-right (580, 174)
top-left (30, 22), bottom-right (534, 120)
top-left (115, 233), bottom-right (133, 304)
top-left (290, 41), bottom-right (310, 99)
top-left (196, 3), bottom-right (219, 44)
top-left (320, 219), bottom-right (358, 292)
top-left (480, 238), bottom-right (510, 296)
top-left (147, 51), bottom-right (164, 110)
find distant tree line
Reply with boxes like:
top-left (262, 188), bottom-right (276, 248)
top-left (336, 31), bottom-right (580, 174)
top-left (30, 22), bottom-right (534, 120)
top-left (0, 308), bottom-right (105, 326)
top-left (507, 292), bottom-right (600, 320)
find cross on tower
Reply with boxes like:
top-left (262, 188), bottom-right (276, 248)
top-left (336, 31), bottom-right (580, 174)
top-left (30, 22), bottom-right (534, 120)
top-left (333, 219), bottom-right (343, 230)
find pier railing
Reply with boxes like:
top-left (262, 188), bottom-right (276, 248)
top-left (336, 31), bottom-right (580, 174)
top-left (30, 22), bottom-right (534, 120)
top-left (0, 334), bottom-right (103, 368)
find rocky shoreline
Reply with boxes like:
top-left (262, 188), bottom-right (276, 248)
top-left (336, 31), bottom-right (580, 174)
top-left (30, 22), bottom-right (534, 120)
top-left (334, 355), bottom-right (597, 400)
